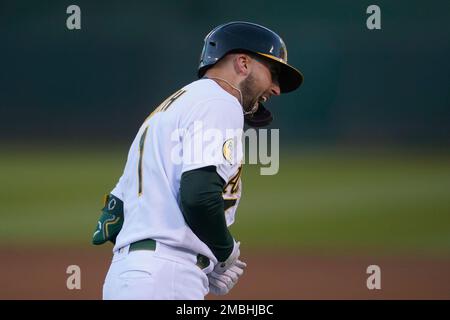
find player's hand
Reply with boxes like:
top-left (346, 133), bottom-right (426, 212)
top-left (208, 260), bottom-right (247, 295)
top-left (214, 240), bottom-right (241, 274)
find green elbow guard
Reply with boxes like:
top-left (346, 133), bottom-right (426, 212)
top-left (92, 194), bottom-right (124, 245)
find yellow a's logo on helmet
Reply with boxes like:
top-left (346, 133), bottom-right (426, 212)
top-left (222, 138), bottom-right (235, 164)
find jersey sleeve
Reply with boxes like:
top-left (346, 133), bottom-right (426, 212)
top-left (180, 98), bottom-right (244, 183)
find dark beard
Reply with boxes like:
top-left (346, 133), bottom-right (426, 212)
top-left (239, 73), bottom-right (260, 112)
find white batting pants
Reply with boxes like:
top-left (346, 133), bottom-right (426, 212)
top-left (102, 242), bottom-right (210, 300)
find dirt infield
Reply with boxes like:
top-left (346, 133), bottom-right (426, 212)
top-left (1, 246), bottom-right (449, 299)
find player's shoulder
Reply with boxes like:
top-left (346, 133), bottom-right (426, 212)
top-left (184, 79), bottom-right (239, 106)
top-left (182, 79), bottom-right (243, 123)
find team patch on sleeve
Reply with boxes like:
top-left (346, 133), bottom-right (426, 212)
top-left (222, 138), bottom-right (234, 164)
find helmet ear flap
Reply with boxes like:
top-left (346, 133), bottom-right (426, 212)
top-left (244, 103), bottom-right (273, 127)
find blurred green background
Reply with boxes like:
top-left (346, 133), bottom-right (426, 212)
top-left (1, 146), bottom-right (449, 255)
top-left (1, 0), bottom-right (449, 255)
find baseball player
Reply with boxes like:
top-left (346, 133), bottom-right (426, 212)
top-left (92, 21), bottom-right (303, 300)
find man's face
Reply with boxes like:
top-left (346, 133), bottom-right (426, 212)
top-left (239, 55), bottom-right (281, 113)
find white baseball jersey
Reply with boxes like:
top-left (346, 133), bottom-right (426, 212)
top-left (110, 79), bottom-right (244, 265)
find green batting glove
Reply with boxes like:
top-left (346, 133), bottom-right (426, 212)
top-left (92, 194), bottom-right (124, 245)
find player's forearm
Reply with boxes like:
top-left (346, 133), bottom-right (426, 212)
top-left (180, 166), bottom-right (234, 262)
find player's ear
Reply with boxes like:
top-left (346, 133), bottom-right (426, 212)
top-left (234, 54), bottom-right (252, 76)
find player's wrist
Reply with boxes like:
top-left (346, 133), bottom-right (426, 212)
top-left (214, 240), bottom-right (240, 273)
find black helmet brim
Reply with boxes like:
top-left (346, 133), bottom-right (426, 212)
top-left (257, 53), bottom-right (304, 93)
